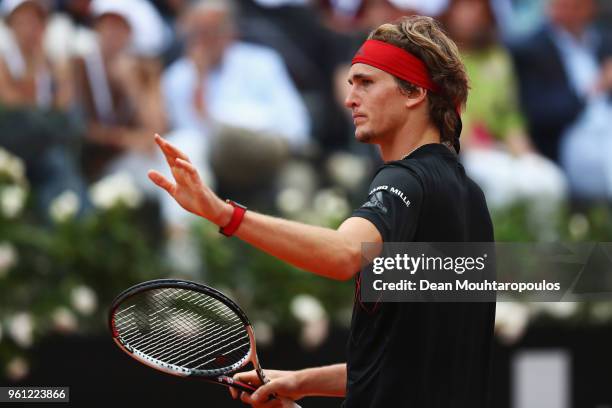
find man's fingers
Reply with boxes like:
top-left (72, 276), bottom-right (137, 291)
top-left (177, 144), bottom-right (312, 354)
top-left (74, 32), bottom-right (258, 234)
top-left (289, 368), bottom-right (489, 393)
top-left (240, 392), bottom-right (280, 407)
top-left (155, 134), bottom-right (182, 172)
top-left (153, 135), bottom-right (199, 189)
top-left (233, 371), bottom-right (263, 388)
top-left (233, 372), bottom-right (259, 383)
top-left (148, 170), bottom-right (175, 195)
top-left (240, 391), bottom-right (254, 404)
top-left (231, 371), bottom-right (263, 401)
top-left (239, 392), bottom-right (297, 408)
top-left (155, 133), bottom-right (191, 163)
top-left (175, 158), bottom-right (201, 186)
top-left (229, 386), bottom-right (240, 400)
top-left (251, 383), bottom-right (278, 404)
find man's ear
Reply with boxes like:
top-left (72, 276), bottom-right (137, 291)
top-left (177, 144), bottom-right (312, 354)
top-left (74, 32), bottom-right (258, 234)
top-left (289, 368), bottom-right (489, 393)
top-left (404, 87), bottom-right (428, 109)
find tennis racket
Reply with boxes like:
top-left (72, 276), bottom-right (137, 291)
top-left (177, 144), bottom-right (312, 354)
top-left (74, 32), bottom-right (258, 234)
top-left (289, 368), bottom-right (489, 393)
top-left (108, 279), bottom-right (268, 393)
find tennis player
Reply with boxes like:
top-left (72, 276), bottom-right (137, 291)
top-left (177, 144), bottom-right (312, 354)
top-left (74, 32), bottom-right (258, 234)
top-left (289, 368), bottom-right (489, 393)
top-left (150, 15), bottom-right (495, 408)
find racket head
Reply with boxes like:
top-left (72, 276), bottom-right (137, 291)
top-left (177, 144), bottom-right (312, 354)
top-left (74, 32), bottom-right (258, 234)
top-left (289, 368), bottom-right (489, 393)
top-left (109, 279), bottom-right (256, 380)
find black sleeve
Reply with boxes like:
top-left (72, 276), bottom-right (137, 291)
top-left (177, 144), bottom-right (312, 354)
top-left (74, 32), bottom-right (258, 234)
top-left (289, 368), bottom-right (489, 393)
top-left (351, 165), bottom-right (423, 242)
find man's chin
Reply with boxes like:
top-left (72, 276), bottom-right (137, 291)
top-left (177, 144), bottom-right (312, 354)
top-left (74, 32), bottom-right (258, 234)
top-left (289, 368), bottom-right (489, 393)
top-left (355, 129), bottom-right (375, 144)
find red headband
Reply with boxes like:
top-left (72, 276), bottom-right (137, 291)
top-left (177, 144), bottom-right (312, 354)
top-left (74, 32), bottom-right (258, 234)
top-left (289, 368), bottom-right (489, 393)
top-left (352, 39), bottom-right (440, 93)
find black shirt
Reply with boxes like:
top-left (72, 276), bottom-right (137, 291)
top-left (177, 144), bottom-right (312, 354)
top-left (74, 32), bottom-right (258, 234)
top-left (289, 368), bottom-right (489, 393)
top-left (344, 143), bottom-right (495, 408)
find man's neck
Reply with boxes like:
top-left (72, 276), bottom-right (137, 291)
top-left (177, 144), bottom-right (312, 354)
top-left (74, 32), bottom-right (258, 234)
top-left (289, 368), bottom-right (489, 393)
top-left (378, 123), bottom-right (442, 162)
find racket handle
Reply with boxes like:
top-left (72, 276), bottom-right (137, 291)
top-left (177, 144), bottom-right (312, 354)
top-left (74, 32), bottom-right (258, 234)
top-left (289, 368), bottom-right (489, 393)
top-left (219, 377), bottom-right (258, 393)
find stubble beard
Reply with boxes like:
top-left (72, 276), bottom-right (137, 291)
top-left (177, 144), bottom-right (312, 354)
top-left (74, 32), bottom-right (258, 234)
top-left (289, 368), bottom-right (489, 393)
top-left (355, 128), bottom-right (376, 144)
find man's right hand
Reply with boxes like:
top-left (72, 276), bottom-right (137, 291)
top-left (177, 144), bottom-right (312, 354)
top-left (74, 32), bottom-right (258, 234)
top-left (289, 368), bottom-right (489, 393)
top-left (229, 370), bottom-right (303, 407)
top-left (148, 134), bottom-right (232, 226)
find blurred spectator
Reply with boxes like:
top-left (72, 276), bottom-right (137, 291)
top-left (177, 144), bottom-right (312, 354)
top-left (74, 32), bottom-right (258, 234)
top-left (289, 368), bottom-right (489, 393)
top-left (445, 0), bottom-right (566, 235)
top-left (237, 0), bottom-right (350, 150)
top-left (162, 0), bottom-right (310, 210)
top-left (0, 0), bottom-right (88, 217)
top-left (318, 0), bottom-right (449, 32)
top-left (149, 0), bottom-right (190, 64)
top-left (600, 0), bottom-right (612, 25)
top-left (509, 0), bottom-right (612, 163)
top-left (74, 0), bottom-right (168, 193)
top-left (45, 0), bottom-right (96, 64)
top-left (509, 0), bottom-right (612, 201)
top-left (490, 0), bottom-right (547, 42)
top-left (151, 0), bottom-right (189, 22)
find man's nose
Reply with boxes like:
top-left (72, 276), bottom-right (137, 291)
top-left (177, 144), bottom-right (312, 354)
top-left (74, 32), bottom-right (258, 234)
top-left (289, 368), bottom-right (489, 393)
top-left (344, 87), bottom-right (359, 109)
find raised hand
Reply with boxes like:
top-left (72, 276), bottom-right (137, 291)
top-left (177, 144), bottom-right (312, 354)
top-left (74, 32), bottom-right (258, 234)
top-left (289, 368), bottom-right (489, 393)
top-left (148, 134), bottom-right (229, 225)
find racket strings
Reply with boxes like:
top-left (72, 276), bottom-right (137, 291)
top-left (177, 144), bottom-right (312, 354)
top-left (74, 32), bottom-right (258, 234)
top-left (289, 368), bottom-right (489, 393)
top-left (117, 289), bottom-right (228, 351)
top-left (113, 287), bottom-right (251, 373)
top-left (116, 289), bottom-right (248, 370)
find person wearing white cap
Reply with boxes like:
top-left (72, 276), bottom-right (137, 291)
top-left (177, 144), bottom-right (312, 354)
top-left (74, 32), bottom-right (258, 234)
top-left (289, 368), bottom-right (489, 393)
top-left (0, 0), bottom-right (69, 108)
top-left (0, 0), bottom-right (89, 218)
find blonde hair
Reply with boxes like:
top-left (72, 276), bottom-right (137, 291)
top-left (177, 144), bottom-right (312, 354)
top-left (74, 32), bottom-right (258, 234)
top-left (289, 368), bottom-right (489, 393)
top-left (368, 16), bottom-right (468, 152)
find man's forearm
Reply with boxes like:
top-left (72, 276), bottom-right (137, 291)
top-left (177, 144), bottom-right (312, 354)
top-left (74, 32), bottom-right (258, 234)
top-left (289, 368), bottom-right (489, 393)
top-left (233, 210), bottom-right (361, 280)
top-left (295, 363), bottom-right (347, 398)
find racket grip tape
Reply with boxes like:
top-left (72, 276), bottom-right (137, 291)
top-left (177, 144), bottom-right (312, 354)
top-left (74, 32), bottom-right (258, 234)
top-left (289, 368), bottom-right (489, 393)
top-left (219, 377), bottom-right (258, 393)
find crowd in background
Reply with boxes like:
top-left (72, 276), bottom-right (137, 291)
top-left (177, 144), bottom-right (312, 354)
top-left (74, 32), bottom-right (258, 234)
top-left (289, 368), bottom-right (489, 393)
top-left (1, 0), bottom-right (612, 240)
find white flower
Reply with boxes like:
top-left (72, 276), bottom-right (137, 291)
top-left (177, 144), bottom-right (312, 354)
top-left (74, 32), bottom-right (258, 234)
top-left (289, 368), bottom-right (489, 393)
top-left (0, 148), bottom-right (25, 182)
top-left (568, 213), bottom-right (589, 240)
top-left (6, 156), bottom-right (26, 182)
top-left (253, 320), bottom-right (274, 347)
top-left (290, 294), bottom-right (327, 324)
top-left (300, 318), bottom-right (329, 349)
top-left (590, 302), bottom-right (612, 323)
top-left (89, 172), bottom-right (143, 210)
top-left (5, 357), bottom-right (29, 381)
top-left (49, 190), bottom-right (80, 223)
top-left (335, 307), bottom-right (353, 329)
top-left (51, 307), bottom-right (78, 333)
top-left (0, 242), bottom-right (17, 278)
top-left (1, 185), bottom-right (26, 218)
top-left (313, 189), bottom-right (350, 221)
top-left (0, 148), bottom-right (10, 173)
top-left (494, 302), bottom-right (529, 345)
top-left (71, 285), bottom-right (98, 315)
top-left (326, 152), bottom-right (369, 191)
top-left (8, 313), bottom-right (34, 348)
top-left (533, 302), bottom-right (578, 320)
top-left (276, 188), bottom-right (307, 217)
top-left (276, 162), bottom-right (318, 199)
top-left (165, 233), bottom-right (202, 276)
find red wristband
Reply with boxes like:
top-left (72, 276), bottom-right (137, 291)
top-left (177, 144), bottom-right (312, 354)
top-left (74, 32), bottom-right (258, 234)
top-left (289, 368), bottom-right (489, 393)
top-left (219, 200), bottom-right (247, 237)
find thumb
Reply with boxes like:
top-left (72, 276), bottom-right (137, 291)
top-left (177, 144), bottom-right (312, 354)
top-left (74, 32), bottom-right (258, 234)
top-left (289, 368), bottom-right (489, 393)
top-left (148, 170), bottom-right (175, 195)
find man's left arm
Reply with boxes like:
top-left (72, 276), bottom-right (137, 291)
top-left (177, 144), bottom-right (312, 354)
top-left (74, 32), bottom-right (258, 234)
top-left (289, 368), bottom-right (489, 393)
top-left (149, 134), bottom-right (381, 281)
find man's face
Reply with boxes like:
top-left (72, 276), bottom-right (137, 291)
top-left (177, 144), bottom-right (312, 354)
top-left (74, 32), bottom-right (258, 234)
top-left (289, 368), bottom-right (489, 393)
top-left (344, 63), bottom-right (412, 144)
top-left (548, 0), bottom-right (595, 35)
top-left (183, 9), bottom-right (233, 67)
top-left (447, 0), bottom-right (493, 47)
top-left (95, 13), bottom-right (132, 57)
top-left (8, 3), bottom-right (46, 52)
